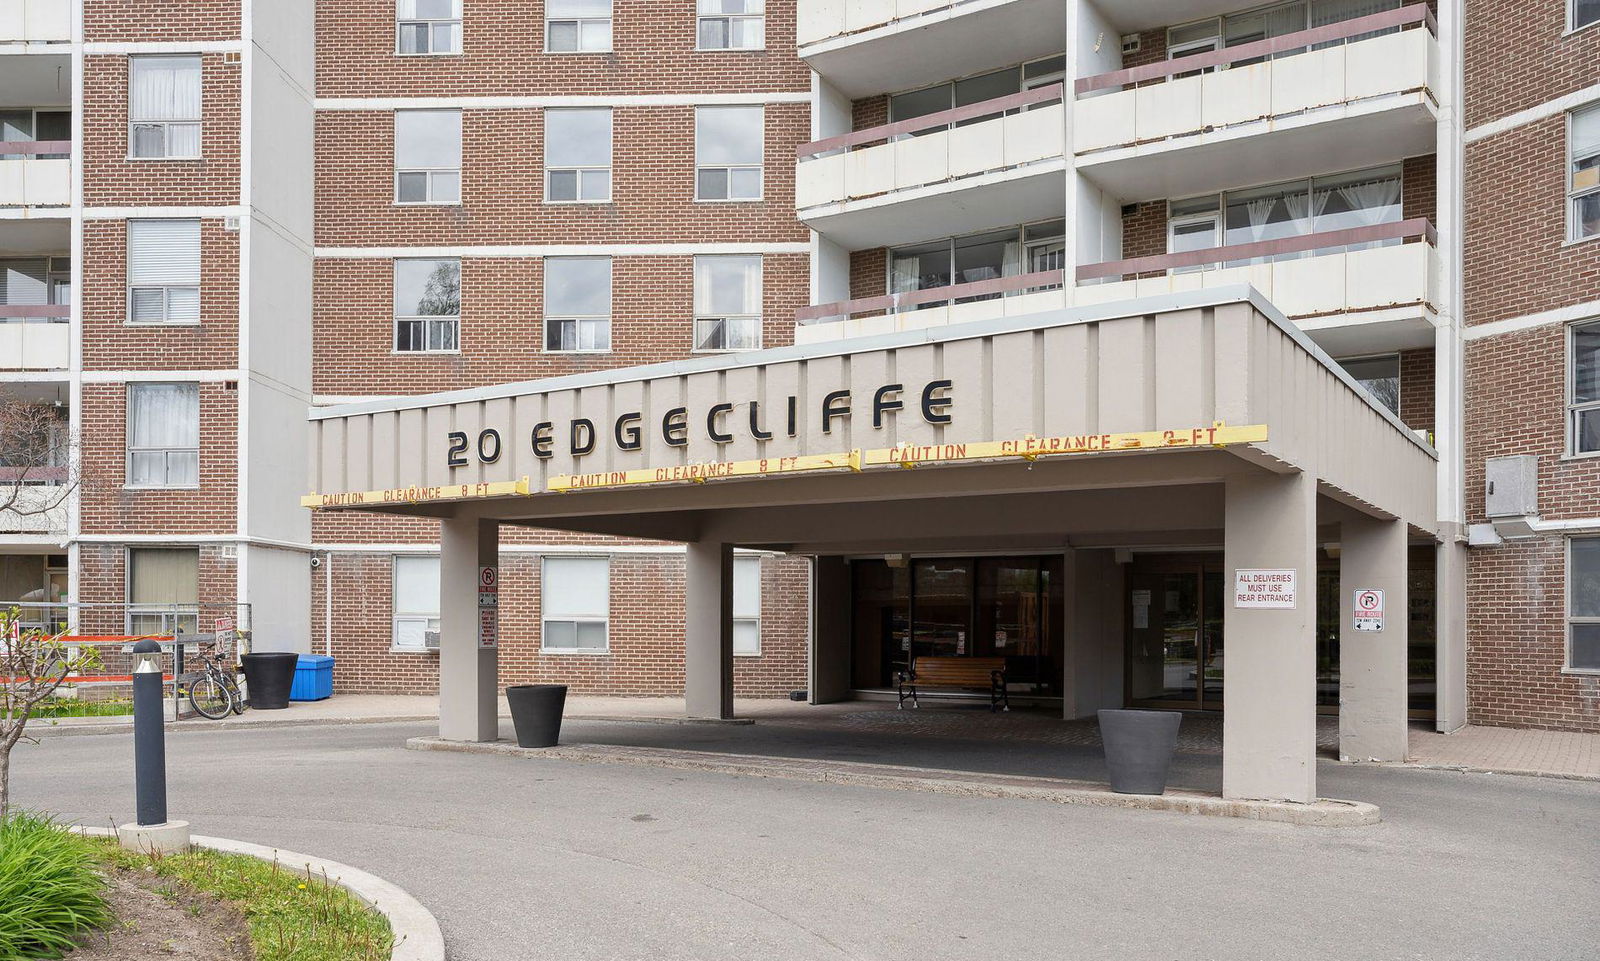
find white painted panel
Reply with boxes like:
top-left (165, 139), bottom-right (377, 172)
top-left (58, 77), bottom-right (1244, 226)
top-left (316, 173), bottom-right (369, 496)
top-left (25, 158), bottom-right (69, 206)
top-left (24, 321), bottom-right (68, 369)
top-left (1073, 89), bottom-right (1133, 153)
top-left (1271, 46), bottom-right (1345, 117)
top-left (1203, 63), bottom-right (1271, 129)
top-left (845, 142), bottom-right (895, 199)
top-left (721, 366), bottom-right (762, 461)
top-left (843, 0), bottom-right (895, 35)
top-left (1003, 104), bottom-right (1063, 167)
top-left (893, 131), bottom-right (948, 190)
top-left (1004, 289), bottom-right (1067, 316)
top-left (1168, 271), bottom-right (1205, 294)
top-left (1271, 253), bottom-right (1345, 317)
top-left (1133, 275), bottom-right (1176, 298)
top-left (1071, 280), bottom-right (1132, 306)
top-left (0, 325), bottom-right (20, 368)
top-left (0, 2), bottom-right (22, 41)
top-left (796, 153), bottom-right (845, 209)
top-left (25, 0), bottom-right (67, 41)
top-left (895, 0), bottom-right (945, 18)
top-left (989, 331), bottom-right (1036, 439)
top-left (946, 298), bottom-right (999, 326)
top-left (898, 304), bottom-right (949, 333)
top-left (1135, 76), bottom-right (1201, 142)
top-left (799, 0), bottom-right (846, 45)
top-left (891, 343), bottom-right (940, 448)
top-left (856, 312), bottom-right (896, 336)
top-left (947, 118), bottom-right (1003, 179)
top-left (1347, 243), bottom-right (1425, 310)
top-left (0, 160), bottom-right (23, 205)
top-left (1345, 29), bottom-right (1425, 103)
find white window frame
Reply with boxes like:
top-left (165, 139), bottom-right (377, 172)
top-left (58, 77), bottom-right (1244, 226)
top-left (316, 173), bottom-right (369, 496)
top-left (693, 254), bottom-right (762, 352)
top-left (541, 555), bottom-right (610, 654)
top-left (733, 554), bottom-right (761, 656)
top-left (126, 219), bottom-right (201, 325)
top-left (543, 108), bottom-right (612, 204)
top-left (125, 383), bottom-right (199, 490)
top-left (1568, 537), bottom-right (1600, 673)
top-left (396, 0), bottom-right (462, 55)
top-left (394, 109), bottom-right (462, 206)
top-left (127, 55), bottom-right (201, 161)
top-left (391, 554), bottom-right (441, 653)
top-left (1571, 0), bottom-right (1600, 35)
top-left (696, 0), bottom-right (765, 51)
top-left (1570, 319), bottom-right (1600, 457)
top-left (546, 0), bottom-right (613, 53)
top-left (393, 258), bottom-right (461, 354)
top-left (694, 105), bottom-right (764, 202)
top-left (543, 256), bottom-right (612, 354)
top-left (1568, 105), bottom-right (1600, 243)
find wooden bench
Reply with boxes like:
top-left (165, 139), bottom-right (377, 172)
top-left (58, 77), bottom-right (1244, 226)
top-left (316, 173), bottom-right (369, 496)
top-left (896, 656), bottom-right (1009, 712)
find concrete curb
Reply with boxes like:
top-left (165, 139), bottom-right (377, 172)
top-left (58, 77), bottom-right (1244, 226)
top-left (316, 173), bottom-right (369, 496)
top-left (32, 714), bottom-right (441, 737)
top-left (406, 736), bottom-right (1381, 827)
top-left (74, 826), bottom-right (445, 961)
top-left (1388, 760), bottom-right (1600, 784)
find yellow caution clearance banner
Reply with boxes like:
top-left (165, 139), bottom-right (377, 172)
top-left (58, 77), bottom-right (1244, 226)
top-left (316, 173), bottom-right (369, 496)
top-left (300, 478), bottom-right (529, 510)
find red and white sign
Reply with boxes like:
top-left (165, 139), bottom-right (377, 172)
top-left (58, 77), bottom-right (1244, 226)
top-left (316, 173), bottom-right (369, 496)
top-left (1353, 589), bottom-right (1385, 632)
top-left (477, 567), bottom-right (498, 648)
top-left (213, 616), bottom-right (236, 644)
top-left (1233, 569), bottom-right (1297, 609)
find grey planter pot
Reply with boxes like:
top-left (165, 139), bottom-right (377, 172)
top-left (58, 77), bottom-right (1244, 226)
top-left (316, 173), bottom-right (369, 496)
top-left (506, 684), bottom-right (567, 748)
top-left (1098, 709), bottom-right (1183, 795)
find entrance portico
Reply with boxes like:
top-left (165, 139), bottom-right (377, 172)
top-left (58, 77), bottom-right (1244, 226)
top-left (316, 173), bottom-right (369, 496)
top-left (303, 288), bottom-right (1440, 804)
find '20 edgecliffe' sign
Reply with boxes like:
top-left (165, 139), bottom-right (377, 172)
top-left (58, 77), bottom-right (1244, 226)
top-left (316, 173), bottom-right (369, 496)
top-left (1234, 569), bottom-right (1297, 609)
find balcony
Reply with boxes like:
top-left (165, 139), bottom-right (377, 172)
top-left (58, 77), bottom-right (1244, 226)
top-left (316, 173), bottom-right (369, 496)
top-left (0, 469), bottom-right (68, 536)
top-left (796, 219), bottom-right (1436, 352)
top-left (0, 141), bottom-right (70, 208)
top-left (0, 0), bottom-right (69, 43)
top-left (0, 307), bottom-right (69, 370)
top-left (796, 86), bottom-right (1065, 250)
top-left (1074, 5), bottom-right (1438, 203)
top-left (797, 0), bottom-right (1066, 98)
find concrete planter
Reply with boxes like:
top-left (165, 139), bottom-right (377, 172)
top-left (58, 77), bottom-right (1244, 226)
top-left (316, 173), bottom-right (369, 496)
top-left (506, 684), bottom-right (567, 748)
top-left (1098, 709), bottom-right (1183, 795)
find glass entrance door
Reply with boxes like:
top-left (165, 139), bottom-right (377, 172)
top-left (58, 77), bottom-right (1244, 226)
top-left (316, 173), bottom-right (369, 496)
top-left (1127, 557), bottom-right (1224, 710)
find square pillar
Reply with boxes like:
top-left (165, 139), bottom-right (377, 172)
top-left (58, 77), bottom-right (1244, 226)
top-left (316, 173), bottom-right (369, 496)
top-left (1338, 515), bottom-right (1410, 762)
top-left (1223, 471), bottom-right (1318, 803)
top-left (439, 515), bottom-right (499, 742)
top-left (685, 540), bottom-right (733, 720)
top-left (1434, 539), bottom-right (1469, 732)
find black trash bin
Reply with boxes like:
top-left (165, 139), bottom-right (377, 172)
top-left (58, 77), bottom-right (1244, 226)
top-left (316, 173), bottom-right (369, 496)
top-left (506, 684), bottom-right (567, 748)
top-left (1098, 708), bottom-right (1182, 795)
top-left (240, 652), bottom-right (300, 710)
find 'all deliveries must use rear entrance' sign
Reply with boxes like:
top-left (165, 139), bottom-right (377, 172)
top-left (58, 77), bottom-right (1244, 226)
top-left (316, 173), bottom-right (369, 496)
top-left (1233, 569), bottom-right (1297, 609)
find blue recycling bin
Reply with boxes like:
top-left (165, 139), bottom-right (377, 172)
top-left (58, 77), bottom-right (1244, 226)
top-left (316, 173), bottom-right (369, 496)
top-left (289, 654), bottom-right (334, 702)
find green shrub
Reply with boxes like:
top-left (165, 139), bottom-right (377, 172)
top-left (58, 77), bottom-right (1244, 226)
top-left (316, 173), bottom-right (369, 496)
top-left (0, 813), bottom-right (111, 961)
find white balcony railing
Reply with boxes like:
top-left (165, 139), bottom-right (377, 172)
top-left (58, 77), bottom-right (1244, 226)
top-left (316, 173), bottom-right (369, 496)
top-left (0, 474), bottom-right (69, 536)
top-left (798, 0), bottom-right (968, 48)
top-left (0, 308), bottom-right (71, 370)
top-left (0, 0), bottom-right (70, 42)
top-left (1074, 5), bottom-right (1438, 155)
top-left (796, 86), bottom-right (1063, 213)
top-left (0, 142), bottom-right (71, 206)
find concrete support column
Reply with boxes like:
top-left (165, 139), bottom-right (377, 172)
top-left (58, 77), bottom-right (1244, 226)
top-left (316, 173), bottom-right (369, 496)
top-left (810, 556), bottom-right (851, 704)
top-left (685, 540), bottom-right (734, 720)
top-left (1223, 471), bottom-right (1318, 803)
top-left (438, 515), bottom-right (499, 742)
top-left (1338, 516), bottom-right (1410, 762)
top-left (1434, 538), bottom-right (1469, 732)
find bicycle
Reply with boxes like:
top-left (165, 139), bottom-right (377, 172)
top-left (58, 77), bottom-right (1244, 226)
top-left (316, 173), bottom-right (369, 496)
top-left (184, 641), bottom-right (247, 719)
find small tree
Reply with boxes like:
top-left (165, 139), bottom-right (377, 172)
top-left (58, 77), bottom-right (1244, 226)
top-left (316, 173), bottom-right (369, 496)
top-left (0, 609), bottom-right (101, 820)
top-left (0, 395), bottom-right (78, 535)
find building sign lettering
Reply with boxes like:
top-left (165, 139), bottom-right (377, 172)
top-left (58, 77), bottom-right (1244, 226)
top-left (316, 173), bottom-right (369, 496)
top-left (1234, 569), bottom-right (1298, 609)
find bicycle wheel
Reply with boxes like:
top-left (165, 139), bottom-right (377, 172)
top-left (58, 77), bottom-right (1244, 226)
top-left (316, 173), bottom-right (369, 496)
top-left (188, 672), bottom-right (234, 720)
top-left (226, 674), bottom-right (247, 715)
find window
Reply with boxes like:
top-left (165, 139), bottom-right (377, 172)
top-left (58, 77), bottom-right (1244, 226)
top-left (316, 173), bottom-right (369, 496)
top-left (129, 56), bottom-right (200, 159)
top-left (1574, 0), bottom-right (1600, 32)
top-left (1, 257), bottom-right (71, 311)
top-left (1170, 0), bottom-right (1399, 69)
top-left (545, 257), bottom-right (611, 352)
top-left (128, 548), bottom-right (198, 636)
top-left (1572, 321), bottom-right (1600, 455)
top-left (1570, 106), bottom-right (1600, 242)
top-left (392, 555), bottom-right (441, 651)
top-left (127, 383), bottom-right (199, 488)
top-left (1570, 538), bottom-right (1600, 671)
top-left (694, 255), bottom-right (761, 351)
top-left (698, 0), bottom-right (763, 50)
top-left (695, 105), bottom-right (762, 201)
top-left (545, 108), bottom-right (611, 202)
top-left (127, 219), bottom-right (200, 324)
top-left (394, 259), bottom-right (460, 352)
top-left (0, 109), bottom-right (69, 160)
top-left (733, 555), bottom-right (761, 655)
top-left (547, 0), bottom-right (611, 52)
top-left (397, 0), bottom-right (461, 54)
top-left (1338, 354), bottom-right (1400, 416)
top-left (395, 109), bottom-right (461, 204)
top-left (542, 556), bottom-right (609, 652)
top-left (891, 228), bottom-right (1021, 308)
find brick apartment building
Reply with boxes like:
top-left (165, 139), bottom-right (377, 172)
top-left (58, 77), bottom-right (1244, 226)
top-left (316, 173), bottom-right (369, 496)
top-left (0, 0), bottom-right (1596, 734)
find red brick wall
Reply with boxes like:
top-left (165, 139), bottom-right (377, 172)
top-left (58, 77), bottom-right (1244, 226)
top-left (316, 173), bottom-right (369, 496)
top-left (311, 550), bottom-right (809, 696)
top-left (848, 248), bottom-right (885, 301)
top-left (315, 0), bottom-right (810, 97)
top-left (1402, 154), bottom-right (1437, 225)
top-left (312, 253), bottom-right (806, 395)
top-left (1465, 0), bottom-right (1600, 129)
top-left (1120, 200), bottom-right (1166, 261)
top-left (80, 219), bottom-right (240, 372)
top-left (82, 55), bottom-right (241, 207)
top-left (1398, 347), bottom-right (1434, 434)
top-left (78, 382), bottom-right (238, 535)
top-left (852, 95), bottom-right (888, 132)
top-left (84, 0), bottom-right (240, 42)
top-left (75, 542), bottom-right (237, 635)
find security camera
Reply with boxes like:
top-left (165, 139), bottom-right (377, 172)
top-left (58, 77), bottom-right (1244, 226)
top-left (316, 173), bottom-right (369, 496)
top-left (310, 555), bottom-right (323, 570)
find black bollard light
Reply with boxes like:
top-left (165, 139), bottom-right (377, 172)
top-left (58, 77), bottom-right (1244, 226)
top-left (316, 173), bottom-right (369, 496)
top-left (130, 639), bottom-right (167, 826)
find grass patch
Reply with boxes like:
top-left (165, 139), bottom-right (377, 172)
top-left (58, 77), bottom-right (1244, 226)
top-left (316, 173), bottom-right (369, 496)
top-left (0, 812), bottom-right (113, 961)
top-left (29, 696), bottom-right (136, 719)
top-left (103, 845), bottom-right (394, 961)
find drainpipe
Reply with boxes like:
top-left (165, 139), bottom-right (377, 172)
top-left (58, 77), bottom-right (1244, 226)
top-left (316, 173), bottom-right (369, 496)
top-left (323, 551), bottom-right (333, 658)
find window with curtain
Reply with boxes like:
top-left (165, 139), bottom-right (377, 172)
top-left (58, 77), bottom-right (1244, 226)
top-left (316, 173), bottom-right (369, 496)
top-left (1572, 321), bottom-right (1600, 455)
top-left (128, 548), bottom-right (199, 636)
top-left (397, 0), bottom-right (461, 55)
top-left (127, 219), bottom-right (200, 324)
top-left (127, 383), bottom-right (199, 488)
top-left (890, 225), bottom-right (1029, 307)
top-left (699, 0), bottom-right (764, 50)
top-left (392, 555), bottom-right (441, 651)
top-left (695, 105), bottom-right (763, 201)
top-left (545, 256), bottom-right (612, 352)
top-left (395, 109), bottom-right (461, 204)
top-left (694, 255), bottom-right (762, 351)
top-left (1570, 106), bottom-right (1600, 242)
top-left (1337, 354), bottom-right (1400, 415)
top-left (547, 0), bottom-right (612, 52)
top-left (545, 108), bottom-right (612, 203)
top-left (1578, 0), bottom-right (1600, 31)
top-left (733, 555), bottom-right (761, 655)
top-left (1571, 537), bottom-right (1600, 671)
top-left (129, 56), bottom-right (200, 159)
top-left (542, 556), bottom-right (609, 652)
top-left (394, 258), bottom-right (460, 352)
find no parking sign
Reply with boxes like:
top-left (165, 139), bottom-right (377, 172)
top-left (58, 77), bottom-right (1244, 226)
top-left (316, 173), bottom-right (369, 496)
top-left (1353, 589), bottom-right (1384, 632)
